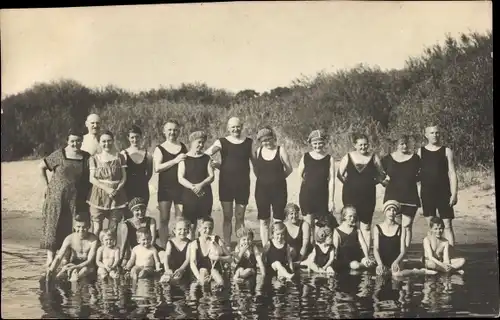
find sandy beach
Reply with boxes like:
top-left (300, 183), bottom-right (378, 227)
top-left (1, 159), bottom-right (498, 318)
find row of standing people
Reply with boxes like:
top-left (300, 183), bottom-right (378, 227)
top-left (40, 113), bottom-right (458, 270)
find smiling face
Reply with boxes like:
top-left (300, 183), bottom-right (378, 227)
top-left (85, 115), bottom-right (100, 135)
top-left (430, 223), bottom-right (444, 238)
top-left (354, 138), bottom-right (369, 155)
top-left (272, 227), bottom-right (286, 244)
top-left (396, 138), bottom-right (409, 154)
top-left (261, 137), bottom-right (276, 149)
top-left (199, 221), bottom-right (214, 238)
top-left (239, 236), bottom-right (251, 248)
top-left (128, 132), bottom-right (142, 148)
top-left (342, 208), bottom-right (358, 227)
top-left (425, 126), bottom-right (441, 145)
top-left (227, 118), bottom-right (243, 138)
top-left (138, 233), bottom-right (151, 248)
top-left (286, 207), bottom-right (300, 224)
top-left (311, 140), bottom-right (325, 153)
top-left (164, 122), bottom-right (180, 142)
top-left (132, 205), bottom-right (147, 220)
top-left (99, 134), bottom-right (114, 152)
top-left (67, 135), bottom-right (83, 152)
top-left (174, 221), bottom-right (190, 239)
top-left (102, 235), bottom-right (115, 248)
top-left (73, 220), bottom-right (89, 239)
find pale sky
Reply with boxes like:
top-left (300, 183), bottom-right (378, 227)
top-left (0, 2), bottom-right (492, 98)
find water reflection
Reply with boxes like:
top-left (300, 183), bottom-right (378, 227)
top-left (35, 244), bottom-right (498, 319)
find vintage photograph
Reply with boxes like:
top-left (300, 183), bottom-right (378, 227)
top-left (1, 2), bottom-right (497, 318)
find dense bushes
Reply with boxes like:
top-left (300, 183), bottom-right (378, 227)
top-left (1, 31), bottom-right (492, 168)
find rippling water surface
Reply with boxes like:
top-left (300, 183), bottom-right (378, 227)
top-left (4, 243), bottom-right (500, 319)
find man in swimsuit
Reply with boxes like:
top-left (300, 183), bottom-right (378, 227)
top-left (418, 125), bottom-right (458, 246)
top-left (81, 113), bottom-right (101, 156)
top-left (204, 117), bottom-right (253, 247)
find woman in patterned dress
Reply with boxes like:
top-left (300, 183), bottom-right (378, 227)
top-left (39, 128), bottom-right (91, 267)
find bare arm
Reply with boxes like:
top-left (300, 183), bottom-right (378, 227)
top-left (336, 155), bottom-right (349, 184)
top-left (89, 157), bottom-right (114, 194)
top-left (287, 245), bottom-right (294, 270)
top-left (332, 230), bottom-right (340, 253)
top-left (372, 225), bottom-right (383, 267)
top-left (423, 238), bottom-right (446, 268)
top-left (306, 248), bottom-right (321, 272)
top-left (324, 248), bottom-right (336, 269)
top-left (216, 238), bottom-right (233, 262)
top-left (189, 242), bottom-right (201, 280)
top-left (442, 242), bottom-right (451, 264)
top-left (254, 246), bottom-right (266, 276)
top-left (198, 159), bottom-right (215, 189)
top-left (358, 230), bottom-right (370, 259)
top-left (39, 161), bottom-right (49, 187)
top-left (177, 161), bottom-right (193, 189)
top-left (149, 218), bottom-right (158, 247)
top-left (394, 227), bottom-right (407, 265)
top-left (177, 245), bottom-right (191, 272)
top-left (163, 242), bottom-right (173, 273)
top-left (153, 248), bottom-right (162, 271)
top-left (204, 139), bottom-right (222, 157)
top-left (75, 238), bottom-right (99, 269)
top-left (153, 147), bottom-right (184, 174)
top-left (49, 236), bottom-right (72, 272)
top-left (446, 148), bottom-right (458, 204)
top-left (112, 248), bottom-right (120, 269)
top-left (146, 153), bottom-right (154, 182)
top-left (96, 247), bottom-right (106, 269)
top-left (373, 154), bottom-right (387, 184)
top-left (115, 165), bottom-right (127, 192)
top-left (125, 248), bottom-right (137, 270)
top-left (300, 221), bottom-right (311, 259)
top-left (297, 155), bottom-right (305, 182)
top-left (279, 146), bottom-right (294, 178)
top-left (329, 157), bottom-right (336, 211)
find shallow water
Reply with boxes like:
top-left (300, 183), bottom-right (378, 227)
top-left (3, 243), bottom-right (500, 319)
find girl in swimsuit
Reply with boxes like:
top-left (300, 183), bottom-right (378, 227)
top-left (333, 206), bottom-right (374, 271)
top-left (283, 203), bottom-right (311, 263)
top-left (263, 222), bottom-right (295, 280)
top-left (161, 219), bottom-right (191, 283)
top-left (301, 225), bottom-right (335, 274)
top-left (232, 227), bottom-right (265, 281)
top-left (373, 201), bottom-right (407, 275)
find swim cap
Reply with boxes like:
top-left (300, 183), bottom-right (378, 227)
top-left (257, 127), bottom-right (274, 142)
top-left (128, 197), bottom-right (147, 210)
top-left (189, 131), bottom-right (207, 143)
top-left (383, 200), bottom-right (401, 213)
top-left (315, 226), bottom-right (333, 243)
top-left (307, 129), bottom-right (328, 143)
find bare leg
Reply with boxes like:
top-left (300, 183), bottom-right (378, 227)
top-left (211, 269), bottom-right (224, 286)
top-left (46, 250), bottom-right (55, 268)
top-left (158, 201), bottom-right (173, 247)
top-left (118, 222), bottom-right (129, 262)
top-left (174, 203), bottom-right (183, 219)
top-left (138, 267), bottom-right (154, 279)
top-left (271, 261), bottom-right (294, 280)
top-left (303, 214), bottom-right (314, 244)
top-left (359, 222), bottom-right (371, 253)
top-left (78, 266), bottom-right (94, 279)
top-left (130, 266), bottom-right (141, 280)
top-left (199, 268), bottom-right (210, 285)
top-left (260, 219), bottom-right (270, 247)
top-left (93, 220), bottom-right (103, 239)
top-left (443, 219), bottom-right (455, 247)
top-left (221, 201), bottom-right (234, 245)
top-left (234, 204), bottom-right (247, 235)
top-left (98, 267), bottom-right (109, 279)
top-left (450, 258), bottom-right (465, 270)
top-left (401, 215), bottom-right (414, 249)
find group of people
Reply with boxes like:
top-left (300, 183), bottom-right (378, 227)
top-left (40, 112), bottom-right (465, 286)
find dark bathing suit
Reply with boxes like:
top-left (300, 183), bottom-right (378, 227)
top-left (376, 225), bottom-right (401, 268)
top-left (265, 241), bottom-right (292, 275)
top-left (124, 150), bottom-right (150, 206)
top-left (181, 154), bottom-right (213, 224)
top-left (382, 154), bottom-right (421, 217)
top-left (219, 137), bottom-right (253, 205)
top-left (300, 153), bottom-right (331, 219)
top-left (313, 245), bottom-right (333, 268)
top-left (286, 221), bottom-right (306, 262)
top-left (235, 248), bottom-right (258, 270)
top-left (167, 239), bottom-right (189, 274)
top-left (124, 217), bottom-right (162, 252)
top-left (254, 147), bottom-right (287, 221)
top-left (334, 227), bottom-right (363, 270)
top-left (419, 147), bottom-right (454, 219)
top-left (195, 236), bottom-right (223, 273)
top-left (340, 154), bottom-right (378, 225)
top-left (157, 143), bottom-right (188, 203)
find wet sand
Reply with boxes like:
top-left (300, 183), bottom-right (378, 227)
top-left (1, 159), bottom-right (498, 318)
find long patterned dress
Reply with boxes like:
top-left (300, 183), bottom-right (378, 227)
top-left (40, 149), bottom-right (90, 251)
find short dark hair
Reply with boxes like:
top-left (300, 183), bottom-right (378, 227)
top-left (136, 227), bottom-right (151, 238)
top-left (352, 132), bottom-right (369, 144)
top-left (74, 214), bottom-right (89, 226)
top-left (429, 216), bottom-right (444, 229)
top-left (200, 216), bottom-right (214, 225)
top-left (99, 130), bottom-right (114, 141)
top-left (128, 125), bottom-right (142, 136)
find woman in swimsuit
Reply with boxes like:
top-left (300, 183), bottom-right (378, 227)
top-left (283, 203), bottom-right (310, 263)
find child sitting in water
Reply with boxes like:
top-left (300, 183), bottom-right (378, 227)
top-left (124, 227), bottom-right (162, 280)
top-left (232, 227), bottom-right (266, 281)
top-left (373, 201), bottom-right (407, 275)
top-left (119, 197), bottom-right (163, 265)
top-left (333, 206), bottom-right (375, 271)
top-left (263, 221), bottom-right (295, 280)
top-left (422, 217), bottom-right (465, 274)
top-left (189, 217), bottom-right (232, 286)
top-left (48, 214), bottom-right (99, 282)
top-left (96, 229), bottom-right (121, 279)
top-left (300, 223), bottom-right (335, 273)
top-left (160, 219), bottom-right (191, 283)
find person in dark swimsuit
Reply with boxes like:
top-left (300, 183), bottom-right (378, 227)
top-left (283, 203), bottom-right (311, 262)
top-left (381, 135), bottom-right (420, 248)
top-left (189, 217), bottom-right (232, 286)
top-left (161, 219), bottom-right (191, 283)
top-left (121, 125), bottom-right (153, 211)
top-left (417, 125), bottom-right (458, 246)
top-left (204, 117), bottom-right (254, 246)
top-left (300, 225), bottom-right (335, 273)
top-left (253, 127), bottom-right (293, 246)
top-left (298, 129), bottom-right (336, 244)
top-left (333, 206), bottom-right (373, 271)
top-left (233, 228), bottom-right (265, 281)
top-left (153, 120), bottom-right (188, 246)
top-left (263, 222), bottom-right (295, 280)
top-left (373, 201), bottom-right (407, 275)
top-left (178, 131), bottom-right (215, 237)
top-left (119, 197), bottom-right (163, 265)
top-left (337, 133), bottom-right (386, 251)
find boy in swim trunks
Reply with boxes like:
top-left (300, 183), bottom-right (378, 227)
top-left (418, 125), bottom-right (458, 246)
top-left (47, 214), bottom-right (99, 282)
top-left (124, 227), bottom-right (162, 280)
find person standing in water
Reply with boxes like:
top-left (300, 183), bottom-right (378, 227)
top-left (417, 125), bottom-right (458, 246)
top-left (381, 135), bottom-right (421, 248)
top-left (298, 129), bottom-right (336, 243)
top-left (81, 114), bottom-right (101, 156)
top-left (153, 120), bottom-right (188, 247)
top-left (253, 127), bottom-right (293, 246)
top-left (337, 133), bottom-right (386, 251)
top-left (204, 117), bottom-right (253, 246)
top-left (121, 125), bottom-right (153, 208)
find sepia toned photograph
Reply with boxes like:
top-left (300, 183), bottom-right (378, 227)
top-left (1, 2), bottom-right (497, 318)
